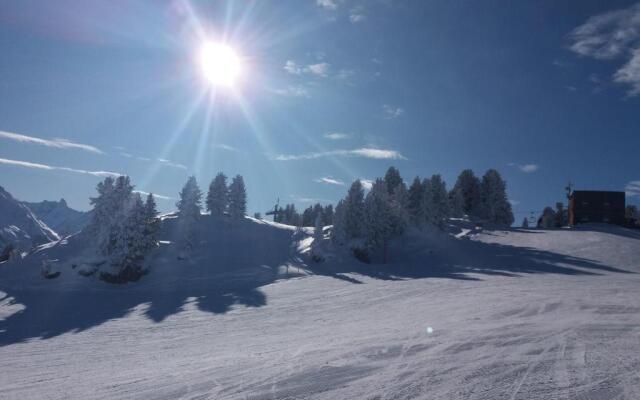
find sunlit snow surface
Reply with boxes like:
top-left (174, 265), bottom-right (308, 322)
top-left (1, 219), bottom-right (640, 399)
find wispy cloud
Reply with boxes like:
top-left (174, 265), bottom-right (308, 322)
top-left (324, 132), bottom-right (350, 140)
top-left (509, 162), bottom-right (539, 173)
top-left (315, 177), bottom-right (345, 186)
top-left (382, 104), bottom-right (404, 119)
top-left (213, 143), bottom-right (238, 152)
top-left (275, 147), bottom-right (406, 161)
top-left (0, 130), bottom-right (103, 154)
top-left (626, 180), bottom-right (640, 197)
top-left (568, 3), bottom-right (640, 96)
top-left (349, 7), bottom-right (366, 23)
top-left (316, 0), bottom-right (338, 10)
top-left (133, 190), bottom-right (172, 201)
top-left (269, 85), bottom-right (310, 97)
top-left (284, 60), bottom-right (330, 77)
top-left (0, 157), bottom-right (120, 177)
top-left (156, 158), bottom-right (187, 170)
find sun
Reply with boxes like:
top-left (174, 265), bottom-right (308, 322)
top-left (199, 42), bottom-right (242, 87)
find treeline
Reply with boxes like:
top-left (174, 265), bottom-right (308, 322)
top-left (86, 172), bottom-right (248, 282)
top-left (331, 167), bottom-right (514, 255)
top-left (274, 203), bottom-right (334, 227)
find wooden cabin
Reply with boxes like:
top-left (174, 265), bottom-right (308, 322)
top-left (568, 190), bottom-right (625, 226)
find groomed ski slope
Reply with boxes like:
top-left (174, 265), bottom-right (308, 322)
top-left (1, 218), bottom-right (640, 399)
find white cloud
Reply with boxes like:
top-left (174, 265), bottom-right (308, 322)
top-left (275, 147), bottom-right (406, 161)
top-left (324, 132), bottom-right (350, 140)
top-left (626, 180), bottom-right (640, 196)
top-left (509, 163), bottom-right (539, 173)
top-left (360, 179), bottom-right (374, 190)
top-left (270, 85), bottom-right (310, 97)
top-left (316, 0), bottom-right (338, 10)
top-left (349, 7), bottom-right (366, 23)
top-left (0, 130), bottom-right (103, 154)
top-left (568, 3), bottom-right (640, 96)
top-left (284, 60), bottom-right (330, 78)
top-left (519, 164), bottom-right (539, 173)
top-left (508, 199), bottom-right (520, 206)
top-left (214, 144), bottom-right (238, 152)
top-left (315, 177), bottom-right (345, 186)
top-left (0, 157), bottom-right (120, 178)
top-left (382, 104), bottom-right (404, 119)
top-left (306, 62), bottom-right (330, 77)
top-left (133, 190), bottom-right (172, 201)
top-left (157, 158), bottom-right (187, 170)
top-left (289, 195), bottom-right (331, 204)
top-left (284, 60), bottom-right (302, 75)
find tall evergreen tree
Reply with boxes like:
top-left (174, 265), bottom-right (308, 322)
top-left (425, 174), bottom-right (449, 229)
top-left (344, 180), bottom-right (365, 239)
top-left (176, 176), bottom-right (202, 219)
top-left (228, 175), bottom-right (247, 220)
top-left (383, 166), bottom-right (403, 196)
top-left (364, 179), bottom-right (394, 252)
top-left (478, 169), bottom-right (514, 227)
top-left (448, 188), bottom-right (465, 218)
top-left (323, 204), bottom-right (334, 226)
top-left (331, 200), bottom-right (347, 244)
top-left (206, 172), bottom-right (228, 217)
top-left (407, 176), bottom-right (425, 226)
top-left (453, 169), bottom-right (481, 216)
top-left (142, 193), bottom-right (160, 252)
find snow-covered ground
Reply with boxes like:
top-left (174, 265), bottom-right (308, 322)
top-left (1, 220), bottom-right (640, 399)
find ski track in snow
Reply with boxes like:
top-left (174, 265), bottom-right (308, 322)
top-left (1, 223), bottom-right (640, 399)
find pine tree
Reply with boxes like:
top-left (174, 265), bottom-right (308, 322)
top-left (143, 193), bottom-right (159, 252)
top-left (364, 179), bottom-right (394, 252)
top-left (344, 180), bottom-right (365, 240)
top-left (314, 213), bottom-right (323, 242)
top-left (521, 217), bottom-right (529, 228)
top-left (478, 169), bottom-right (514, 227)
top-left (383, 166), bottom-right (403, 196)
top-left (453, 169), bottom-right (481, 217)
top-left (407, 177), bottom-right (425, 226)
top-left (389, 181), bottom-right (409, 235)
top-left (302, 206), bottom-right (314, 227)
top-left (228, 175), bottom-right (247, 220)
top-left (448, 188), bottom-right (465, 218)
top-left (323, 204), bottom-right (334, 226)
top-left (539, 207), bottom-right (556, 228)
top-left (331, 200), bottom-right (347, 244)
top-left (206, 172), bottom-right (228, 217)
top-left (176, 176), bottom-right (202, 220)
top-left (426, 174), bottom-right (449, 230)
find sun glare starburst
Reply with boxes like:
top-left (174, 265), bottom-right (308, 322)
top-left (199, 42), bottom-right (242, 87)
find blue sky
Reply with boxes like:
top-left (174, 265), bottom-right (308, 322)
top-left (1, 0), bottom-right (639, 219)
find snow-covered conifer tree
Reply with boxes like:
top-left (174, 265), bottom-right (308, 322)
top-left (314, 213), bottom-right (323, 242)
top-left (228, 175), bottom-right (247, 220)
top-left (206, 172), bottom-right (228, 217)
top-left (425, 174), bottom-right (449, 229)
top-left (389, 181), bottom-right (408, 235)
top-left (448, 188), bottom-right (465, 218)
top-left (331, 200), bottom-right (347, 244)
top-left (478, 169), bottom-right (514, 227)
top-left (407, 177), bottom-right (425, 226)
top-left (383, 166), bottom-right (403, 196)
top-left (323, 204), bottom-right (334, 226)
top-left (453, 169), bottom-right (481, 217)
top-left (142, 193), bottom-right (159, 252)
top-left (364, 179), bottom-right (394, 252)
top-left (521, 217), bottom-right (530, 228)
top-left (344, 180), bottom-right (365, 240)
top-left (176, 176), bottom-right (202, 220)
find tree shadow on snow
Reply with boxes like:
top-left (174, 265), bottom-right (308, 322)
top-left (304, 231), bottom-right (634, 285)
top-left (0, 217), bottom-right (288, 346)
